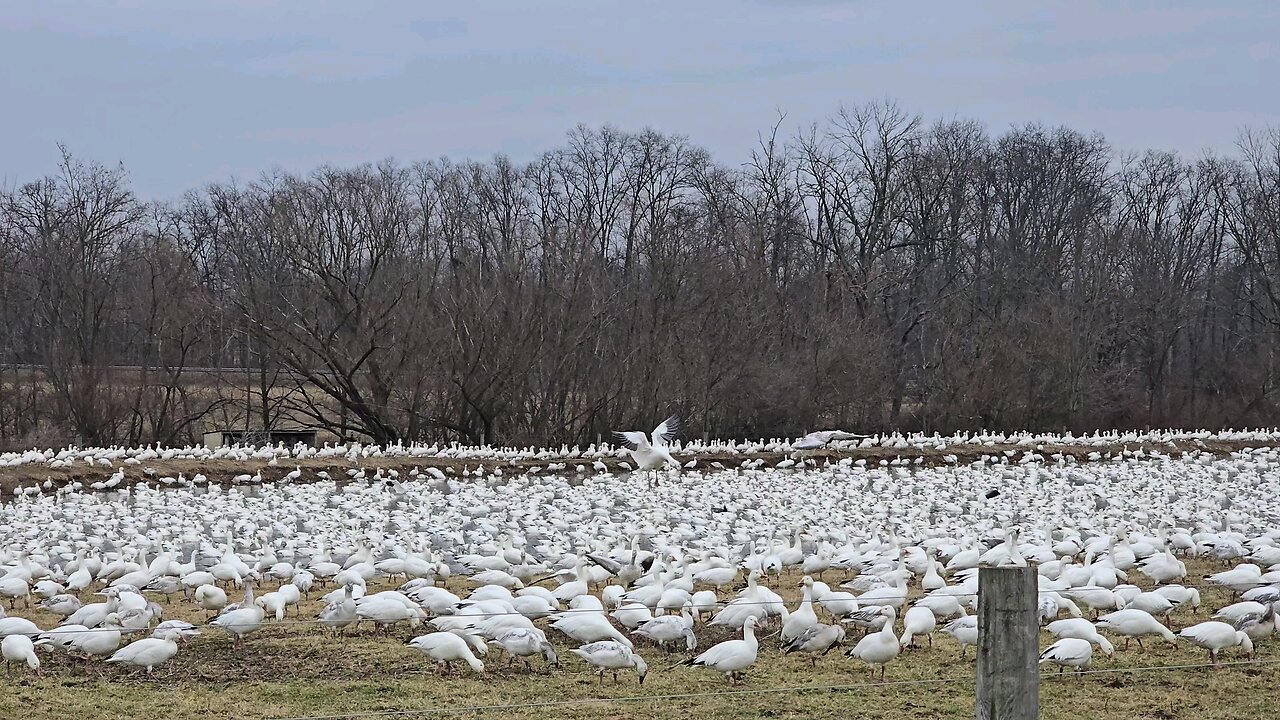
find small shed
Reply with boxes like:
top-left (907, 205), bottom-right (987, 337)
top-left (203, 428), bottom-right (318, 448)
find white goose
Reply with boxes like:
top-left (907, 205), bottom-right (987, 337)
top-left (1039, 637), bottom-right (1093, 674)
top-left (845, 606), bottom-right (900, 680)
top-left (106, 629), bottom-right (180, 674)
top-left (613, 415), bottom-right (681, 487)
top-left (571, 640), bottom-right (648, 684)
top-left (685, 615), bottom-right (759, 684)
top-left (209, 581), bottom-right (265, 649)
top-left (408, 632), bottom-right (485, 674)
top-left (1179, 620), bottom-right (1255, 665)
top-left (1096, 609), bottom-right (1178, 649)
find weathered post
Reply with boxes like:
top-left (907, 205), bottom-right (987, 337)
top-left (976, 566), bottom-right (1039, 720)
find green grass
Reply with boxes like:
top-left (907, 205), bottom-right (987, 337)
top-left (2, 560), bottom-right (1276, 719)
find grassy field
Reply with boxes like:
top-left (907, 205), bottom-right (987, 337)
top-left (0, 559), bottom-right (1274, 720)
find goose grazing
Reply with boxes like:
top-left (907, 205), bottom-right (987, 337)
top-left (571, 640), bottom-right (648, 684)
top-left (845, 606), bottom-right (900, 680)
top-left (613, 414), bottom-right (681, 487)
top-left (40, 594), bottom-right (81, 619)
top-left (106, 629), bottom-right (180, 675)
top-left (1044, 618), bottom-right (1115, 657)
top-left (632, 609), bottom-right (697, 652)
top-left (684, 615), bottom-right (759, 684)
top-left (1179, 621), bottom-right (1255, 665)
top-left (488, 628), bottom-right (559, 669)
top-left (550, 611), bottom-right (634, 649)
top-left (942, 616), bottom-right (978, 659)
top-left (1, 634), bottom-right (40, 675)
top-left (1096, 609), bottom-right (1178, 649)
top-left (899, 605), bottom-right (937, 649)
top-left (209, 581), bottom-right (265, 650)
top-left (1039, 637), bottom-right (1093, 675)
top-left (318, 584), bottom-right (358, 637)
top-left (407, 632), bottom-right (485, 674)
top-left (195, 584), bottom-right (228, 617)
top-left (781, 623), bottom-right (845, 665)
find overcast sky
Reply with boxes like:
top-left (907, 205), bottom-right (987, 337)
top-left (3, 1), bottom-right (1278, 198)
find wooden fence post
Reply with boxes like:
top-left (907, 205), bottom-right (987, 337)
top-left (976, 566), bottom-right (1039, 720)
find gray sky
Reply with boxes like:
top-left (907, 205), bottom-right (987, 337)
top-left (3, 0), bottom-right (1278, 199)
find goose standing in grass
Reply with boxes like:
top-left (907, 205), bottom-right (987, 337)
top-left (1, 634), bottom-right (40, 675)
top-left (781, 623), bottom-right (844, 665)
top-left (684, 615), bottom-right (759, 684)
top-left (210, 581), bottom-right (264, 650)
top-left (942, 616), bottom-right (978, 658)
top-left (1095, 609), bottom-right (1178, 649)
top-left (408, 632), bottom-right (485, 674)
top-left (488, 628), bottom-right (559, 670)
top-left (845, 606), bottom-right (900, 680)
top-left (1045, 618), bottom-right (1116, 656)
top-left (318, 584), bottom-right (358, 637)
top-left (1179, 621), bottom-right (1255, 665)
top-left (1039, 637), bottom-right (1094, 675)
top-left (106, 629), bottom-right (180, 675)
top-left (613, 415), bottom-right (681, 487)
top-left (632, 609), bottom-right (697, 652)
top-left (571, 641), bottom-right (648, 684)
top-left (781, 576), bottom-right (820, 644)
top-left (899, 605), bottom-right (936, 649)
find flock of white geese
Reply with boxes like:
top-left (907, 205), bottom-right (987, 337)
top-left (0, 428), bottom-right (1277, 693)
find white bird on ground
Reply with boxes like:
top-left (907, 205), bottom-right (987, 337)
top-left (1039, 637), bottom-right (1094, 674)
top-left (1045, 618), bottom-right (1116, 656)
top-left (942, 616), bottom-right (978, 658)
top-left (1096, 609), bottom-right (1178, 649)
top-left (684, 615), bottom-right (759, 684)
top-left (571, 640), bottom-right (648, 684)
top-left (900, 605), bottom-right (937, 649)
top-left (1, 634), bottom-right (40, 675)
top-left (845, 606), bottom-right (901, 680)
top-left (781, 623), bottom-right (845, 665)
top-left (1179, 621), bottom-right (1255, 666)
top-left (613, 415), bottom-right (681, 487)
top-left (408, 632), bottom-right (485, 674)
top-left (488, 628), bottom-right (559, 669)
top-left (106, 629), bottom-right (181, 674)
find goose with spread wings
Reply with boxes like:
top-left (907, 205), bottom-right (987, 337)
top-left (792, 430), bottom-right (868, 451)
top-left (614, 414), bottom-right (681, 487)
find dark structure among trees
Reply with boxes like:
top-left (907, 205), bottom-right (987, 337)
top-left (3, 102), bottom-right (1280, 448)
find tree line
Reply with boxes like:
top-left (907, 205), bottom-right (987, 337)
top-left (2, 101), bottom-right (1280, 449)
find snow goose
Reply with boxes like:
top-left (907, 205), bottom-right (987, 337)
top-left (1152, 584), bottom-right (1201, 612)
top-left (942, 616), bottom-right (978, 658)
top-left (899, 605), bottom-right (936, 649)
top-left (1179, 620), bottom-right (1254, 665)
top-left (551, 609), bottom-right (633, 648)
top-left (1039, 637), bottom-right (1093, 675)
top-left (613, 414), bottom-right (681, 487)
top-left (1, 634), bottom-right (40, 675)
top-left (408, 632), bottom-right (484, 674)
top-left (781, 576), bottom-right (819, 644)
top-left (195, 584), bottom-right (228, 616)
top-left (571, 640), bottom-right (648, 684)
top-left (106, 629), bottom-right (180, 675)
top-left (488, 628), bottom-right (559, 669)
top-left (318, 584), bottom-right (358, 637)
top-left (40, 593), bottom-right (81, 619)
top-left (1206, 564), bottom-right (1263, 596)
top-left (781, 623), bottom-right (844, 665)
top-left (684, 616), bottom-right (759, 684)
top-left (1045, 618), bottom-right (1115, 656)
top-left (70, 614), bottom-right (122, 660)
top-left (1096, 609), bottom-right (1177, 649)
top-left (845, 606), bottom-right (900, 680)
top-left (209, 581), bottom-right (265, 649)
top-left (632, 608), bottom-right (697, 652)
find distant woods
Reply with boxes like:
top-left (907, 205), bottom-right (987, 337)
top-left (3, 102), bottom-right (1280, 448)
